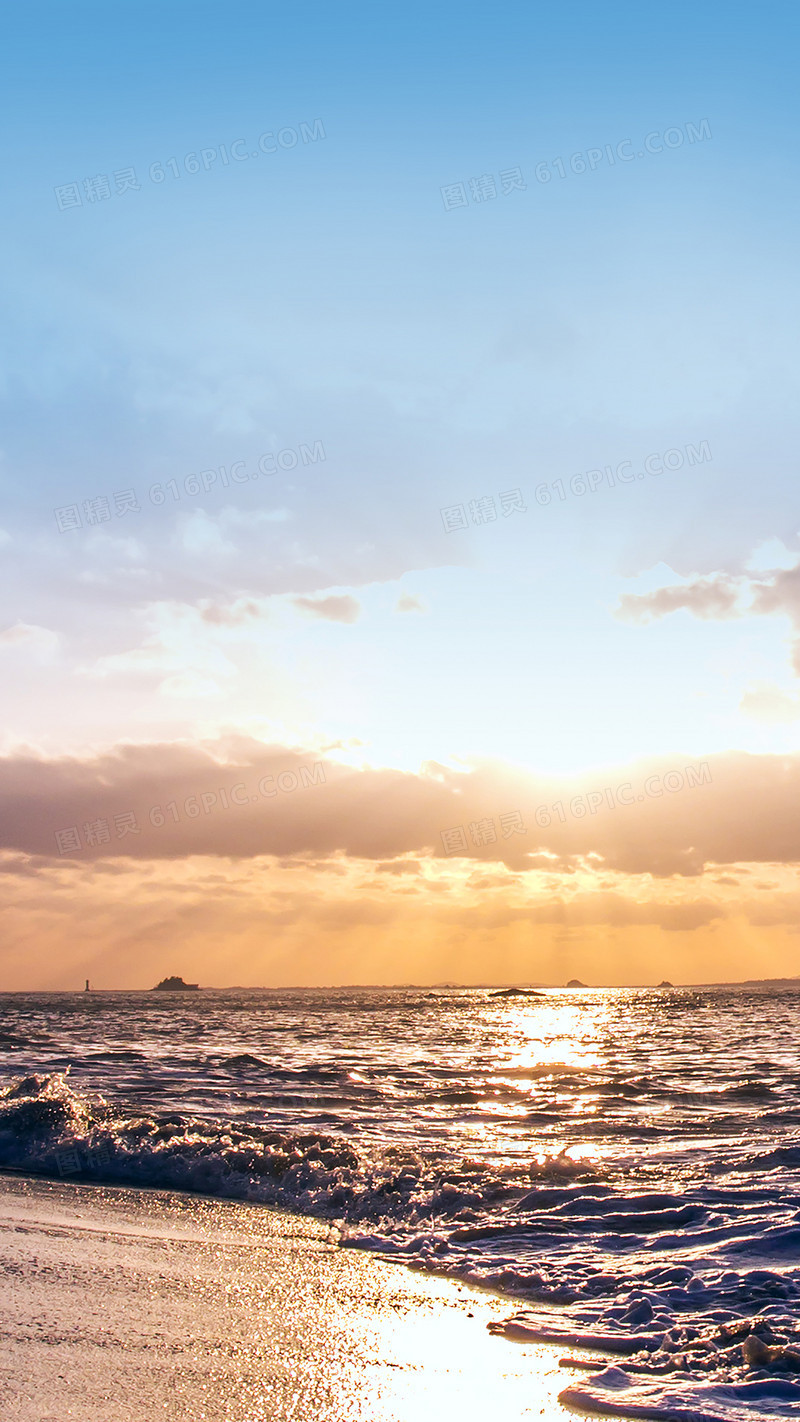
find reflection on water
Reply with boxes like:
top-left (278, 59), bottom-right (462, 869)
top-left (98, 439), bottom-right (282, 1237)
top-left (1, 985), bottom-right (798, 1184)
top-left (2, 987), bottom-right (800, 1419)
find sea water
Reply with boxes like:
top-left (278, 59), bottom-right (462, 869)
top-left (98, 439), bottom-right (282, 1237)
top-left (1, 984), bottom-right (799, 1420)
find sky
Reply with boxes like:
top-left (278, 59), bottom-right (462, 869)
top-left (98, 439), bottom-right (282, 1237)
top-left (1, 1), bottom-right (799, 988)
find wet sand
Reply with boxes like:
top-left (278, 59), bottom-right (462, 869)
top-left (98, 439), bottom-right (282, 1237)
top-left (0, 1174), bottom-right (575, 1420)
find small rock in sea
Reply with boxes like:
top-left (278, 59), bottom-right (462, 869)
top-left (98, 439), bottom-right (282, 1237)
top-left (743, 1334), bottom-right (800, 1370)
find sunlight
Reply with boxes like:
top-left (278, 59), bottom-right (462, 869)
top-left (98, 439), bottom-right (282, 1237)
top-left (500, 1000), bottom-right (609, 1074)
top-left (356, 1275), bottom-right (567, 1421)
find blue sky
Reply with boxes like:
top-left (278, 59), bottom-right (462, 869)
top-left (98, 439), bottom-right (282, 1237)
top-left (2, 2), bottom-right (799, 762)
top-left (2, 2), bottom-right (800, 984)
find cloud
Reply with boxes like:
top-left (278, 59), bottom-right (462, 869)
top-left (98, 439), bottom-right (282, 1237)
top-left (0, 842), bottom-right (777, 990)
top-left (616, 575), bottom-right (742, 624)
top-left (395, 594), bottom-right (425, 613)
top-left (375, 859), bottom-right (422, 875)
top-left (198, 599), bottom-right (261, 626)
top-left (86, 601), bottom-right (239, 688)
top-left (745, 540), bottom-right (799, 573)
top-left (178, 509), bottom-right (237, 558)
top-left (750, 563), bottom-right (800, 621)
top-left (1, 739), bottom-right (800, 879)
top-left (0, 622), bottom-right (59, 657)
top-left (739, 684), bottom-right (800, 723)
top-left (292, 595), bottom-right (361, 624)
top-left (616, 553), bottom-right (800, 679)
top-left (617, 557), bottom-right (800, 634)
top-left (472, 893), bottom-right (723, 932)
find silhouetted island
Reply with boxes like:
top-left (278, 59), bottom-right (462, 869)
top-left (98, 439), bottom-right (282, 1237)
top-left (152, 976), bottom-right (199, 991)
top-left (490, 987), bottom-right (544, 998)
top-left (566, 979), bottom-right (586, 988)
top-left (657, 980), bottom-right (674, 988)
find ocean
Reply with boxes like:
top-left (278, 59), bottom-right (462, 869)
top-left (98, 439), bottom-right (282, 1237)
top-left (1, 984), bottom-right (799, 1420)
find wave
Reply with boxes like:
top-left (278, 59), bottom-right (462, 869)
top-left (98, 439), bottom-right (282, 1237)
top-left (3, 1072), bottom-right (800, 1420)
top-left (0, 1072), bottom-right (377, 1215)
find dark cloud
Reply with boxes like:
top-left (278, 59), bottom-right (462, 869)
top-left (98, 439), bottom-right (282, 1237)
top-left (2, 739), bottom-right (800, 877)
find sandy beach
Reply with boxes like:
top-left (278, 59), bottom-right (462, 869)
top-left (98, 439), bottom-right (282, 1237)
top-left (0, 1173), bottom-right (573, 1421)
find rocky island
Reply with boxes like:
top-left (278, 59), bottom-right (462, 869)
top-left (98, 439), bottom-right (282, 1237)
top-left (152, 976), bottom-right (199, 991)
top-left (489, 987), bottom-right (544, 998)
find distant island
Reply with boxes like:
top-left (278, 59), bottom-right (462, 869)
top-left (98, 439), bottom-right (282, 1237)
top-left (657, 980), bottom-right (674, 988)
top-left (565, 979), bottom-right (586, 988)
top-left (152, 976), bottom-right (199, 991)
top-left (489, 986), bottom-right (544, 999)
top-left (736, 977), bottom-right (800, 987)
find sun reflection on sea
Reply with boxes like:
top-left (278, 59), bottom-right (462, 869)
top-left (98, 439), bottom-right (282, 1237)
top-left (452, 993), bottom-right (616, 1171)
top-left (499, 997), bottom-right (609, 1074)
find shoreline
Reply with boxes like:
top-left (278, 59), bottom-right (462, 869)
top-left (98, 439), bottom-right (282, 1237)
top-left (0, 1171), bottom-right (579, 1421)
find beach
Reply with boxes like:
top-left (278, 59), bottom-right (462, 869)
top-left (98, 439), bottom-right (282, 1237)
top-left (0, 1172), bottom-right (570, 1421)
